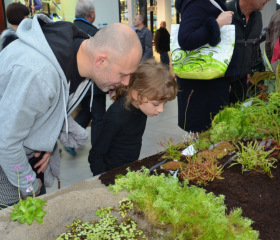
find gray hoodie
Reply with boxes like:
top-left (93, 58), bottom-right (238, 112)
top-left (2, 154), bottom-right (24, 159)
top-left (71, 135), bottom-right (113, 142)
top-left (0, 14), bottom-right (71, 204)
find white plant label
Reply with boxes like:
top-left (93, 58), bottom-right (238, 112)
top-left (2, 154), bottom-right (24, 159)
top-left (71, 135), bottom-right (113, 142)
top-left (182, 144), bottom-right (196, 156)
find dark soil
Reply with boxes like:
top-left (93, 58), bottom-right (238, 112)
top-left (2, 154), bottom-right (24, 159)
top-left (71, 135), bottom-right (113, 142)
top-left (99, 152), bottom-right (280, 240)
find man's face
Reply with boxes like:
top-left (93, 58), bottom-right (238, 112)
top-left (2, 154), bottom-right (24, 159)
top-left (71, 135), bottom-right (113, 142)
top-left (134, 16), bottom-right (141, 28)
top-left (94, 50), bottom-right (141, 92)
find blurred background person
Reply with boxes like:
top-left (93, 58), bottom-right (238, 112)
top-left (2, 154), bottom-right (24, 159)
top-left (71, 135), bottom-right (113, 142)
top-left (24, 0), bottom-right (42, 16)
top-left (265, 8), bottom-right (280, 69)
top-left (154, 20), bottom-right (170, 67)
top-left (134, 14), bottom-right (153, 62)
top-left (227, 0), bottom-right (270, 103)
top-left (0, 2), bottom-right (29, 50)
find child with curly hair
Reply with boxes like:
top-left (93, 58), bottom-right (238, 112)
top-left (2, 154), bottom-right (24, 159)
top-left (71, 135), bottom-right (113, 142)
top-left (88, 59), bottom-right (178, 176)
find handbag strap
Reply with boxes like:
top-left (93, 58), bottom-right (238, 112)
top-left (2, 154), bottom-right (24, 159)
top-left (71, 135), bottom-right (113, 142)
top-left (209, 0), bottom-right (224, 12)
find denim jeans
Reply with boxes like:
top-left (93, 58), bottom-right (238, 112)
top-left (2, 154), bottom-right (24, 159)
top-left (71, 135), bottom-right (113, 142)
top-left (160, 51), bottom-right (170, 66)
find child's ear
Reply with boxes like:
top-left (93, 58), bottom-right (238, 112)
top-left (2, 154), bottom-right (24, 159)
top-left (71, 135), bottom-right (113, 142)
top-left (131, 89), bottom-right (139, 101)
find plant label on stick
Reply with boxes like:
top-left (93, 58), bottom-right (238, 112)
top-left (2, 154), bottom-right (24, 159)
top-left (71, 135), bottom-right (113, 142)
top-left (182, 144), bottom-right (196, 156)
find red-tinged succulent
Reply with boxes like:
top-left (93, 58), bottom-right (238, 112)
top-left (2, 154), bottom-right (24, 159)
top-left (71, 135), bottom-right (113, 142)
top-left (179, 159), bottom-right (224, 186)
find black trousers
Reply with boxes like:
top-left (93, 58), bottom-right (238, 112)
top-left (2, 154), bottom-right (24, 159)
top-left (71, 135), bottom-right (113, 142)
top-left (75, 93), bottom-right (106, 147)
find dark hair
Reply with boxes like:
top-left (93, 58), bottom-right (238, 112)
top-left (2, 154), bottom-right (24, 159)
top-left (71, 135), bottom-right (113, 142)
top-left (6, 3), bottom-right (29, 25)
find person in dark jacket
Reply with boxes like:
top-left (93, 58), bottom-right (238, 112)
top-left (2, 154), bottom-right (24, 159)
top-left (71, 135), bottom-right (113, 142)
top-left (154, 21), bottom-right (170, 66)
top-left (175, 0), bottom-right (235, 134)
top-left (0, 2), bottom-right (29, 51)
top-left (227, 0), bottom-right (270, 104)
top-left (66, 0), bottom-right (107, 156)
top-left (88, 59), bottom-right (178, 176)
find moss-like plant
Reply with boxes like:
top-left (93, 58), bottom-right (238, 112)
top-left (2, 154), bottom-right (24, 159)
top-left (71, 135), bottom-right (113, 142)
top-left (229, 140), bottom-right (277, 177)
top-left (56, 199), bottom-right (147, 240)
top-left (214, 141), bottom-right (235, 159)
top-left (210, 92), bottom-right (280, 143)
top-left (109, 168), bottom-right (260, 240)
top-left (194, 141), bottom-right (234, 162)
top-left (194, 137), bottom-right (212, 151)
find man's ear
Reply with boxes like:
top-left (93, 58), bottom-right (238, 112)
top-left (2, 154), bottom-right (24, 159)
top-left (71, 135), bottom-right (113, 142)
top-left (95, 54), bottom-right (108, 69)
top-left (131, 89), bottom-right (139, 101)
top-left (90, 10), bottom-right (95, 21)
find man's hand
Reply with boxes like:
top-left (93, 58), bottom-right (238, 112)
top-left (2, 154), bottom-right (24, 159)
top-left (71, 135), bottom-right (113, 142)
top-left (34, 151), bottom-right (51, 174)
top-left (216, 11), bottom-right (234, 28)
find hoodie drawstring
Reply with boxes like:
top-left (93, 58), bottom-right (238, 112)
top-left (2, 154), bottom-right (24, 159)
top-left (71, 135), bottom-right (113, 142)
top-left (62, 80), bottom-right (69, 138)
top-left (89, 83), bottom-right (94, 112)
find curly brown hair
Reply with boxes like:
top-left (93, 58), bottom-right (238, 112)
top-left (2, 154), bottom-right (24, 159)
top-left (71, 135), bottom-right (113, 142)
top-left (113, 59), bottom-right (178, 109)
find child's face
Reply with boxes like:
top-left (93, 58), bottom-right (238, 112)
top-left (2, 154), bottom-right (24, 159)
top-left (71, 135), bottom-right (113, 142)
top-left (138, 97), bottom-right (165, 117)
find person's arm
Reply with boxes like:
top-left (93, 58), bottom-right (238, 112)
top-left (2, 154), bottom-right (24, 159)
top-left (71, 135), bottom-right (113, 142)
top-left (142, 29), bottom-right (153, 62)
top-left (33, 0), bottom-right (42, 10)
top-left (265, 17), bottom-right (280, 63)
top-left (154, 30), bottom-right (161, 53)
top-left (0, 66), bottom-right (52, 196)
top-left (89, 105), bottom-right (122, 176)
top-left (178, 0), bottom-right (222, 51)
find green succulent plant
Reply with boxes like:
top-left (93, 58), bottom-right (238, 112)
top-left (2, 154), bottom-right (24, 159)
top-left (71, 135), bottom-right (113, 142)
top-left (10, 197), bottom-right (47, 225)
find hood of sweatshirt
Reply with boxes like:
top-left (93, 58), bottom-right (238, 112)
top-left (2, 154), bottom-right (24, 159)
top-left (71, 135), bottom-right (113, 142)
top-left (17, 14), bottom-right (89, 84)
top-left (16, 14), bottom-right (89, 134)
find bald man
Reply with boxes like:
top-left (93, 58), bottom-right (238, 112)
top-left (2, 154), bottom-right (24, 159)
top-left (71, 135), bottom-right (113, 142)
top-left (154, 21), bottom-right (170, 66)
top-left (0, 14), bottom-right (142, 206)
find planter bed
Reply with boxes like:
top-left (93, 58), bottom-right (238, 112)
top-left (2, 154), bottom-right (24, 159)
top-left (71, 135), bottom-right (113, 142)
top-left (99, 151), bottom-right (280, 240)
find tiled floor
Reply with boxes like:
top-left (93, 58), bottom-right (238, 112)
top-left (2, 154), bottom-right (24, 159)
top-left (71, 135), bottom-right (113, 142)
top-left (46, 96), bottom-right (185, 194)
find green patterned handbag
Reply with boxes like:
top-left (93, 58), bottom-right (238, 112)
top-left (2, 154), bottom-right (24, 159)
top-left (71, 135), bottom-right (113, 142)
top-left (170, 0), bottom-right (235, 80)
top-left (170, 24), bottom-right (235, 80)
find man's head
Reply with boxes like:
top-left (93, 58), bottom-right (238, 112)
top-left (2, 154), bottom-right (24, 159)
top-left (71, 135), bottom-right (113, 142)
top-left (134, 14), bottom-right (145, 29)
top-left (160, 21), bottom-right (166, 28)
top-left (6, 2), bottom-right (29, 26)
top-left (75, 0), bottom-right (95, 23)
top-left (77, 23), bottom-right (142, 92)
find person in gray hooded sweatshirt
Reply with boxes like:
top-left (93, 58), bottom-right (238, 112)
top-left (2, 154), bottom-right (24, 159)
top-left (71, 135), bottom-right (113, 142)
top-left (0, 14), bottom-right (142, 207)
